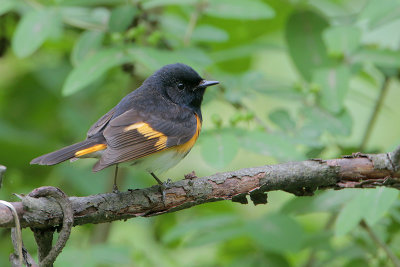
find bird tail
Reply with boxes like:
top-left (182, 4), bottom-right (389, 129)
top-left (30, 138), bottom-right (106, 166)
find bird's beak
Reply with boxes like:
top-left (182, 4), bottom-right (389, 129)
top-left (197, 80), bottom-right (219, 90)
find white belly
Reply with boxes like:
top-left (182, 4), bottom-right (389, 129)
top-left (128, 149), bottom-right (189, 174)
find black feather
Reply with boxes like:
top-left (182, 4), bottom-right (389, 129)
top-left (30, 136), bottom-right (105, 166)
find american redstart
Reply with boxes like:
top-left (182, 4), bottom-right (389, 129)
top-left (31, 63), bottom-right (219, 191)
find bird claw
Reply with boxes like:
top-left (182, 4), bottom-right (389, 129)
top-left (112, 184), bottom-right (119, 194)
top-left (159, 179), bottom-right (172, 205)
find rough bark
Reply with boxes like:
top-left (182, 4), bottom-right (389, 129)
top-left (1, 149), bottom-right (400, 229)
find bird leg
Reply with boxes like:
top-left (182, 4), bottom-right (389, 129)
top-left (113, 164), bottom-right (119, 193)
top-left (150, 172), bottom-right (163, 185)
top-left (150, 172), bottom-right (172, 205)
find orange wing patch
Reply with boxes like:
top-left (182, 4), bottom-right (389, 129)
top-left (124, 122), bottom-right (167, 150)
top-left (75, 144), bottom-right (107, 157)
top-left (176, 114), bottom-right (202, 153)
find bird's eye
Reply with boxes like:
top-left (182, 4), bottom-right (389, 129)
top-left (177, 83), bottom-right (184, 90)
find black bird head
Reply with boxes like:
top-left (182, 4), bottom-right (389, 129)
top-left (146, 63), bottom-right (219, 110)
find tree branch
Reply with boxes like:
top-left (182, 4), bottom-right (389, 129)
top-left (1, 148), bottom-right (400, 229)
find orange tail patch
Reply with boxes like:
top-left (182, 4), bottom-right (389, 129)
top-left (75, 144), bottom-right (107, 157)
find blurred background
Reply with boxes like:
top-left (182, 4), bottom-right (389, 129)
top-left (1, 0), bottom-right (400, 266)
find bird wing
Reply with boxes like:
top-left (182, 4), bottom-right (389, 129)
top-left (92, 108), bottom-right (200, 172)
top-left (86, 107), bottom-right (116, 138)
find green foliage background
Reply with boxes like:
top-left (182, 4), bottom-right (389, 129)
top-left (1, 0), bottom-right (400, 266)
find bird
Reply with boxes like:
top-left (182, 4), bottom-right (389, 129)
top-left (31, 63), bottom-right (219, 192)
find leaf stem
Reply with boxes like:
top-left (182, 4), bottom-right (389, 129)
top-left (360, 76), bottom-right (390, 151)
top-left (184, 2), bottom-right (204, 46)
top-left (360, 220), bottom-right (400, 267)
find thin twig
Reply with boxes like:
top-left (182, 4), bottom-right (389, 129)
top-left (360, 220), bottom-right (400, 267)
top-left (183, 2), bottom-right (203, 46)
top-left (29, 186), bottom-right (74, 267)
top-left (0, 165), bottom-right (6, 189)
top-left (0, 200), bottom-right (23, 267)
top-left (360, 76), bottom-right (390, 151)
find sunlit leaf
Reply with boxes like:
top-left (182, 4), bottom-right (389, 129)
top-left (192, 25), bottom-right (229, 43)
top-left (353, 48), bottom-right (400, 68)
top-left (128, 46), bottom-right (212, 71)
top-left (309, 0), bottom-right (363, 17)
top-left (142, 0), bottom-right (198, 9)
top-left (63, 47), bottom-right (130, 95)
top-left (12, 9), bottom-right (60, 58)
top-left (205, 0), bottom-right (275, 20)
top-left (313, 66), bottom-right (350, 114)
top-left (71, 30), bottom-right (105, 66)
top-left (359, 0), bottom-right (400, 29)
top-left (61, 7), bottom-right (110, 30)
top-left (285, 10), bottom-right (333, 81)
top-left (323, 25), bottom-right (361, 56)
top-left (58, 0), bottom-right (127, 6)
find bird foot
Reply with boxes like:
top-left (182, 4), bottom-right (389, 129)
top-left (112, 184), bottom-right (120, 194)
top-left (159, 179), bottom-right (172, 205)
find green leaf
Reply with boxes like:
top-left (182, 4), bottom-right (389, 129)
top-left (246, 213), bottom-right (304, 252)
top-left (58, 0), bottom-right (127, 5)
top-left (300, 107), bottom-right (352, 136)
top-left (268, 109), bottom-right (295, 131)
top-left (128, 46), bottom-right (212, 71)
top-left (353, 49), bottom-right (400, 69)
top-left (63, 48), bottom-right (130, 95)
top-left (12, 9), bottom-right (60, 58)
top-left (282, 190), bottom-right (360, 215)
top-left (204, 0), bottom-right (275, 20)
top-left (359, 0), bottom-right (400, 29)
top-left (71, 30), bottom-right (105, 66)
top-left (142, 0), bottom-right (199, 9)
top-left (108, 5), bottom-right (138, 32)
top-left (335, 188), bottom-right (398, 236)
top-left (362, 188), bottom-right (399, 225)
top-left (239, 131), bottom-right (304, 161)
top-left (0, 0), bottom-right (15, 16)
top-left (192, 25), bottom-right (229, 43)
top-left (210, 40), bottom-right (276, 63)
top-left (323, 25), bottom-right (361, 56)
top-left (285, 10), bottom-right (333, 81)
top-left (57, 244), bottom-right (131, 267)
top-left (163, 215), bottom-right (238, 243)
top-left (200, 130), bottom-right (239, 169)
top-left (189, 226), bottom-right (244, 247)
top-left (61, 7), bottom-right (110, 30)
top-left (344, 259), bottom-right (371, 267)
top-left (335, 191), bottom-right (364, 236)
top-left (313, 66), bottom-right (351, 114)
